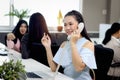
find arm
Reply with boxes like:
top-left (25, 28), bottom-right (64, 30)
top-left (6, 40), bottom-right (14, 49)
top-left (71, 40), bottom-right (94, 72)
top-left (69, 28), bottom-right (94, 72)
top-left (6, 33), bottom-right (16, 49)
top-left (13, 39), bottom-right (21, 52)
top-left (21, 33), bottom-right (30, 59)
top-left (41, 33), bottom-right (57, 72)
top-left (45, 46), bottom-right (57, 71)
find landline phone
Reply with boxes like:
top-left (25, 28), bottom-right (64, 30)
top-left (67, 22), bottom-right (84, 40)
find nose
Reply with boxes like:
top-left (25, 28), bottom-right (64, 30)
top-left (65, 25), bottom-right (70, 29)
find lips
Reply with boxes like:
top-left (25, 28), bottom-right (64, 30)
top-left (67, 31), bottom-right (73, 35)
top-left (21, 31), bottom-right (26, 34)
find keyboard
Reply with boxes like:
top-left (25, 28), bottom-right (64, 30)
top-left (26, 72), bottom-right (42, 78)
top-left (34, 71), bottom-right (53, 78)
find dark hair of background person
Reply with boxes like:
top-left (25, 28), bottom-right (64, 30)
top-left (102, 22), bottom-right (120, 45)
top-left (12, 20), bottom-right (28, 43)
top-left (64, 10), bottom-right (91, 42)
top-left (28, 12), bottom-right (50, 43)
top-left (26, 12), bottom-right (52, 65)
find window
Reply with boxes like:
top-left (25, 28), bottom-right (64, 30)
top-left (0, 0), bottom-right (9, 26)
top-left (0, 0), bottom-right (81, 28)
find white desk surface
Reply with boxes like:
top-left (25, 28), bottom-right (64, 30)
top-left (0, 42), bottom-right (73, 80)
top-left (22, 58), bottom-right (74, 80)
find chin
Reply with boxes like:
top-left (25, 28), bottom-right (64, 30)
top-left (21, 33), bottom-right (25, 35)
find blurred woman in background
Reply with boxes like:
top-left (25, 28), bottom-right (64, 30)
top-left (21, 12), bottom-right (59, 66)
top-left (102, 22), bottom-right (120, 80)
top-left (5, 20), bottom-right (28, 52)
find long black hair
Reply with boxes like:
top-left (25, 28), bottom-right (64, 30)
top-left (28, 12), bottom-right (50, 43)
top-left (64, 10), bottom-right (91, 41)
top-left (12, 20), bottom-right (28, 43)
top-left (102, 22), bottom-right (120, 45)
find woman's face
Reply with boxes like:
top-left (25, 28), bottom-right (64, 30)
top-left (118, 30), bottom-right (120, 38)
top-left (63, 16), bottom-right (78, 35)
top-left (19, 23), bottom-right (27, 35)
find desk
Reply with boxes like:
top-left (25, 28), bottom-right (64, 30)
top-left (0, 42), bottom-right (73, 80)
top-left (22, 58), bottom-right (74, 80)
top-left (0, 42), bottom-right (22, 65)
top-left (0, 48), bottom-right (22, 65)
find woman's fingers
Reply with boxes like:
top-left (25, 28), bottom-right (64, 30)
top-left (41, 33), bottom-right (49, 42)
top-left (7, 33), bottom-right (15, 40)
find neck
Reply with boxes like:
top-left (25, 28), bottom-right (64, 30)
top-left (112, 34), bottom-right (119, 39)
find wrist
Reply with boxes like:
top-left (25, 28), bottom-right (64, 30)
top-left (70, 42), bottom-right (76, 48)
top-left (70, 41), bottom-right (76, 45)
top-left (45, 46), bottom-right (51, 50)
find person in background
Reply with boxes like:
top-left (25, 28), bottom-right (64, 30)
top-left (5, 20), bottom-right (28, 52)
top-left (41, 10), bottom-right (97, 80)
top-left (21, 12), bottom-right (59, 67)
top-left (102, 22), bottom-right (120, 80)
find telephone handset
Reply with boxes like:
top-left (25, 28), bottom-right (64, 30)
top-left (67, 22), bottom-right (84, 40)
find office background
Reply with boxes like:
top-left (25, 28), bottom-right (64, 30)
top-left (0, 0), bottom-right (120, 44)
top-left (83, 0), bottom-right (120, 31)
top-left (0, 0), bottom-right (120, 32)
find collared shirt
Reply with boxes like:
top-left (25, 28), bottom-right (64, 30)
top-left (104, 36), bottom-right (120, 76)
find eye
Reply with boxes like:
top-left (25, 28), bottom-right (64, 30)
top-left (64, 23), bottom-right (67, 27)
top-left (69, 23), bottom-right (73, 26)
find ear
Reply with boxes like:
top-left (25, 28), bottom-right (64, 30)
top-left (119, 30), bottom-right (120, 33)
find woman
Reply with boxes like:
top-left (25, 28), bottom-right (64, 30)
top-left (102, 22), bottom-right (120, 80)
top-left (6, 20), bottom-right (28, 52)
top-left (41, 10), bottom-right (97, 80)
top-left (21, 12), bottom-right (59, 67)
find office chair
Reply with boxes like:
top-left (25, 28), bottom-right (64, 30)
top-left (90, 44), bottom-right (114, 80)
top-left (29, 42), bottom-right (64, 73)
top-left (110, 62), bottom-right (120, 80)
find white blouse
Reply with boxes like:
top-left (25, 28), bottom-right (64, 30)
top-left (53, 38), bottom-right (97, 80)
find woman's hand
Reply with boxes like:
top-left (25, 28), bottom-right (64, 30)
top-left (70, 29), bottom-right (81, 44)
top-left (7, 33), bottom-right (16, 41)
top-left (41, 33), bottom-right (51, 48)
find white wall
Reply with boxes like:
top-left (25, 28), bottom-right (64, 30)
top-left (110, 0), bottom-right (120, 23)
top-left (83, 0), bottom-right (107, 31)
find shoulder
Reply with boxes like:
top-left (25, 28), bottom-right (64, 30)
top-left (23, 33), bottom-right (29, 38)
top-left (82, 41), bottom-right (94, 52)
top-left (21, 33), bottom-right (29, 41)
